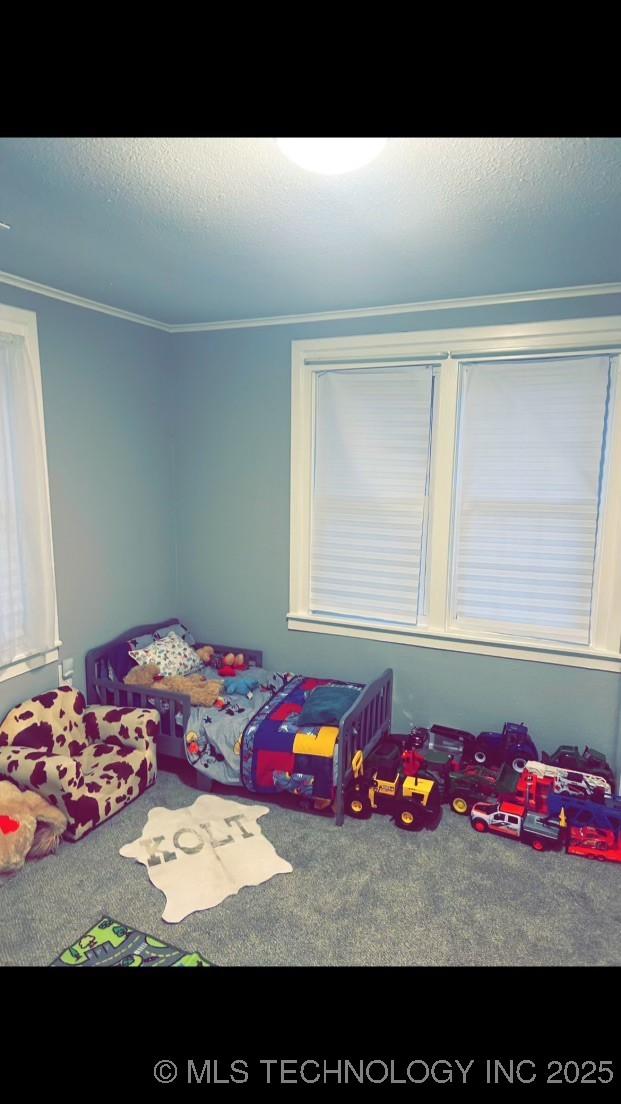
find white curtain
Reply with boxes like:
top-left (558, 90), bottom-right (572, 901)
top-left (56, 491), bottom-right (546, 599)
top-left (310, 366), bottom-right (434, 625)
top-left (450, 355), bottom-right (611, 644)
top-left (0, 334), bottom-right (58, 667)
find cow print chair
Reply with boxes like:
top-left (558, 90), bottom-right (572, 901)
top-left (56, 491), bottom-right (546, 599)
top-left (0, 686), bottom-right (159, 841)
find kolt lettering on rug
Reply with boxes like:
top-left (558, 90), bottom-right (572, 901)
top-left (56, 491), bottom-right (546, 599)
top-left (120, 794), bottom-right (292, 922)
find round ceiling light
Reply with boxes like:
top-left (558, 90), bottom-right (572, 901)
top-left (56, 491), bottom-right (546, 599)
top-left (276, 137), bottom-right (387, 175)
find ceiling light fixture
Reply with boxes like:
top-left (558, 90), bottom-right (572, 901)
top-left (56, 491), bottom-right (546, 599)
top-left (276, 137), bottom-right (387, 175)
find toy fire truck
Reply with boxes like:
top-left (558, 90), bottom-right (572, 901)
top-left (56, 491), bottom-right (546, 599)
top-left (469, 760), bottom-right (612, 853)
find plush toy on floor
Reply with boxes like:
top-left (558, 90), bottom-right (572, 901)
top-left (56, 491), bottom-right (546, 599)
top-left (0, 779), bottom-right (68, 876)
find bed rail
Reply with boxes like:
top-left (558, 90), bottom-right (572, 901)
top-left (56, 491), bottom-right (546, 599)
top-left (85, 619), bottom-right (263, 758)
top-left (88, 677), bottom-right (192, 745)
top-left (335, 668), bottom-right (393, 826)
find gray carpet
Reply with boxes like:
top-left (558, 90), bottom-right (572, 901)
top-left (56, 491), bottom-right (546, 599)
top-left (1, 766), bottom-right (620, 966)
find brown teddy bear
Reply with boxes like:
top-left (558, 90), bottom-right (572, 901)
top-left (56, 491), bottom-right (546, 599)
top-left (158, 674), bottom-right (224, 708)
top-left (195, 645), bottom-right (215, 665)
top-left (124, 663), bottom-right (160, 687)
top-left (0, 779), bottom-right (68, 876)
top-left (124, 664), bottom-right (223, 708)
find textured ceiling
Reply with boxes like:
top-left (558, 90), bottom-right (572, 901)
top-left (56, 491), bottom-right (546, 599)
top-left (0, 136), bottom-right (620, 325)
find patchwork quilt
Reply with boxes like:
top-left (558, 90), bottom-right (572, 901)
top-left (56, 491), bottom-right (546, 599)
top-left (241, 675), bottom-right (363, 804)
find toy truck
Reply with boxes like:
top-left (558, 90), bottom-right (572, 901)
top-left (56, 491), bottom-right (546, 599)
top-left (411, 721), bottom-right (538, 773)
top-left (541, 745), bottom-right (615, 790)
top-left (547, 790), bottom-right (621, 864)
top-left (401, 742), bottom-right (521, 815)
top-left (470, 760), bottom-right (614, 853)
top-left (517, 759), bottom-right (611, 804)
top-left (345, 740), bottom-right (441, 831)
top-left (444, 762), bottom-right (521, 815)
top-left (470, 799), bottom-right (563, 852)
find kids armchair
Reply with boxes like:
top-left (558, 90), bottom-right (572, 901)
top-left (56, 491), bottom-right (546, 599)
top-left (0, 685), bottom-right (158, 841)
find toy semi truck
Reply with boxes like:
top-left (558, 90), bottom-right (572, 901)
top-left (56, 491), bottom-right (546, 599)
top-left (547, 790), bottom-right (621, 864)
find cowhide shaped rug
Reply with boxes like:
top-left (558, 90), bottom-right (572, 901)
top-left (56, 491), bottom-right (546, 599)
top-left (119, 793), bottom-right (292, 922)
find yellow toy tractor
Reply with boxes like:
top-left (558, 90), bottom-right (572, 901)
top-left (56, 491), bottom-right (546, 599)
top-left (345, 739), bottom-right (441, 831)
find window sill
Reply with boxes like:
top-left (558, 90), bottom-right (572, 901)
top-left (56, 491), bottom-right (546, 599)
top-left (0, 647), bottom-right (61, 684)
top-left (287, 614), bottom-right (621, 672)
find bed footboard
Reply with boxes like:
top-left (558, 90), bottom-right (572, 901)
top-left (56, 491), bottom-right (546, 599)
top-left (335, 668), bottom-right (393, 826)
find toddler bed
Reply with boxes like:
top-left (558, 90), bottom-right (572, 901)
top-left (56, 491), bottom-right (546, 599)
top-left (85, 619), bottom-right (392, 826)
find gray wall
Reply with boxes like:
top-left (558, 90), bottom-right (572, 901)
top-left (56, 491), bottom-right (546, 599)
top-left (2, 285), bottom-right (620, 772)
top-left (0, 286), bottom-right (177, 718)
top-left (173, 295), bottom-right (621, 769)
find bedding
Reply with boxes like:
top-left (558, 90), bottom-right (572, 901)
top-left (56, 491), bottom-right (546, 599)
top-left (297, 684), bottom-right (361, 727)
top-left (186, 669), bottom-right (363, 803)
top-left (241, 675), bottom-right (363, 802)
top-left (184, 667), bottom-right (291, 785)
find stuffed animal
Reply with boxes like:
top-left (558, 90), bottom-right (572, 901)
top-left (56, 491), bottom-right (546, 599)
top-left (124, 663), bottom-right (160, 687)
top-left (223, 675), bottom-right (259, 699)
top-left (224, 652), bottom-right (247, 670)
top-left (0, 780), bottom-right (67, 876)
top-left (195, 645), bottom-right (215, 666)
top-left (158, 674), bottom-right (224, 709)
top-left (123, 665), bottom-right (223, 708)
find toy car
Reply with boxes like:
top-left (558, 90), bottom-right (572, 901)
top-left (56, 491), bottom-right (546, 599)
top-left (345, 740), bottom-right (441, 831)
top-left (541, 745), bottom-right (615, 789)
top-left (566, 825), bottom-right (621, 863)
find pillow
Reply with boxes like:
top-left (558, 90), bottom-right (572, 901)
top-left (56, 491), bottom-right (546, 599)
top-left (297, 685), bottom-right (361, 728)
top-left (127, 632), bottom-right (156, 650)
top-left (152, 622), bottom-right (196, 646)
top-left (129, 631), bottom-right (202, 678)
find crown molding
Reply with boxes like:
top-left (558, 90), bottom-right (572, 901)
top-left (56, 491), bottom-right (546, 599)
top-left (168, 283), bottom-right (621, 332)
top-left (0, 269), bottom-right (168, 330)
top-left (1, 267), bottom-right (621, 333)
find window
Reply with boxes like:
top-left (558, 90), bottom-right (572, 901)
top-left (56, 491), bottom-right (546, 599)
top-left (0, 304), bottom-right (60, 682)
top-left (311, 366), bottom-right (434, 625)
top-left (289, 318), bottom-right (621, 671)
top-left (449, 356), bottom-right (611, 645)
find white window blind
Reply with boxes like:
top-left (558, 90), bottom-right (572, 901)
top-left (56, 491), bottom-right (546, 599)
top-left (450, 355), bottom-right (612, 645)
top-left (0, 333), bottom-right (58, 668)
top-left (310, 366), bottom-right (434, 625)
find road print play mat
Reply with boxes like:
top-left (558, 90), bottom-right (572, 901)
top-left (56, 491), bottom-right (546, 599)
top-left (50, 916), bottom-right (211, 966)
top-left (119, 793), bottom-right (292, 922)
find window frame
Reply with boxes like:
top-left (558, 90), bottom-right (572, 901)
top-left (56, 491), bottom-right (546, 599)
top-left (0, 302), bottom-right (61, 683)
top-left (288, 316), bottom-right (621, 672)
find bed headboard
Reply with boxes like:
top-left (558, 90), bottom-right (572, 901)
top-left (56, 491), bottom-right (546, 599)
top-left (85, 619), bottom-right (263, 704)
